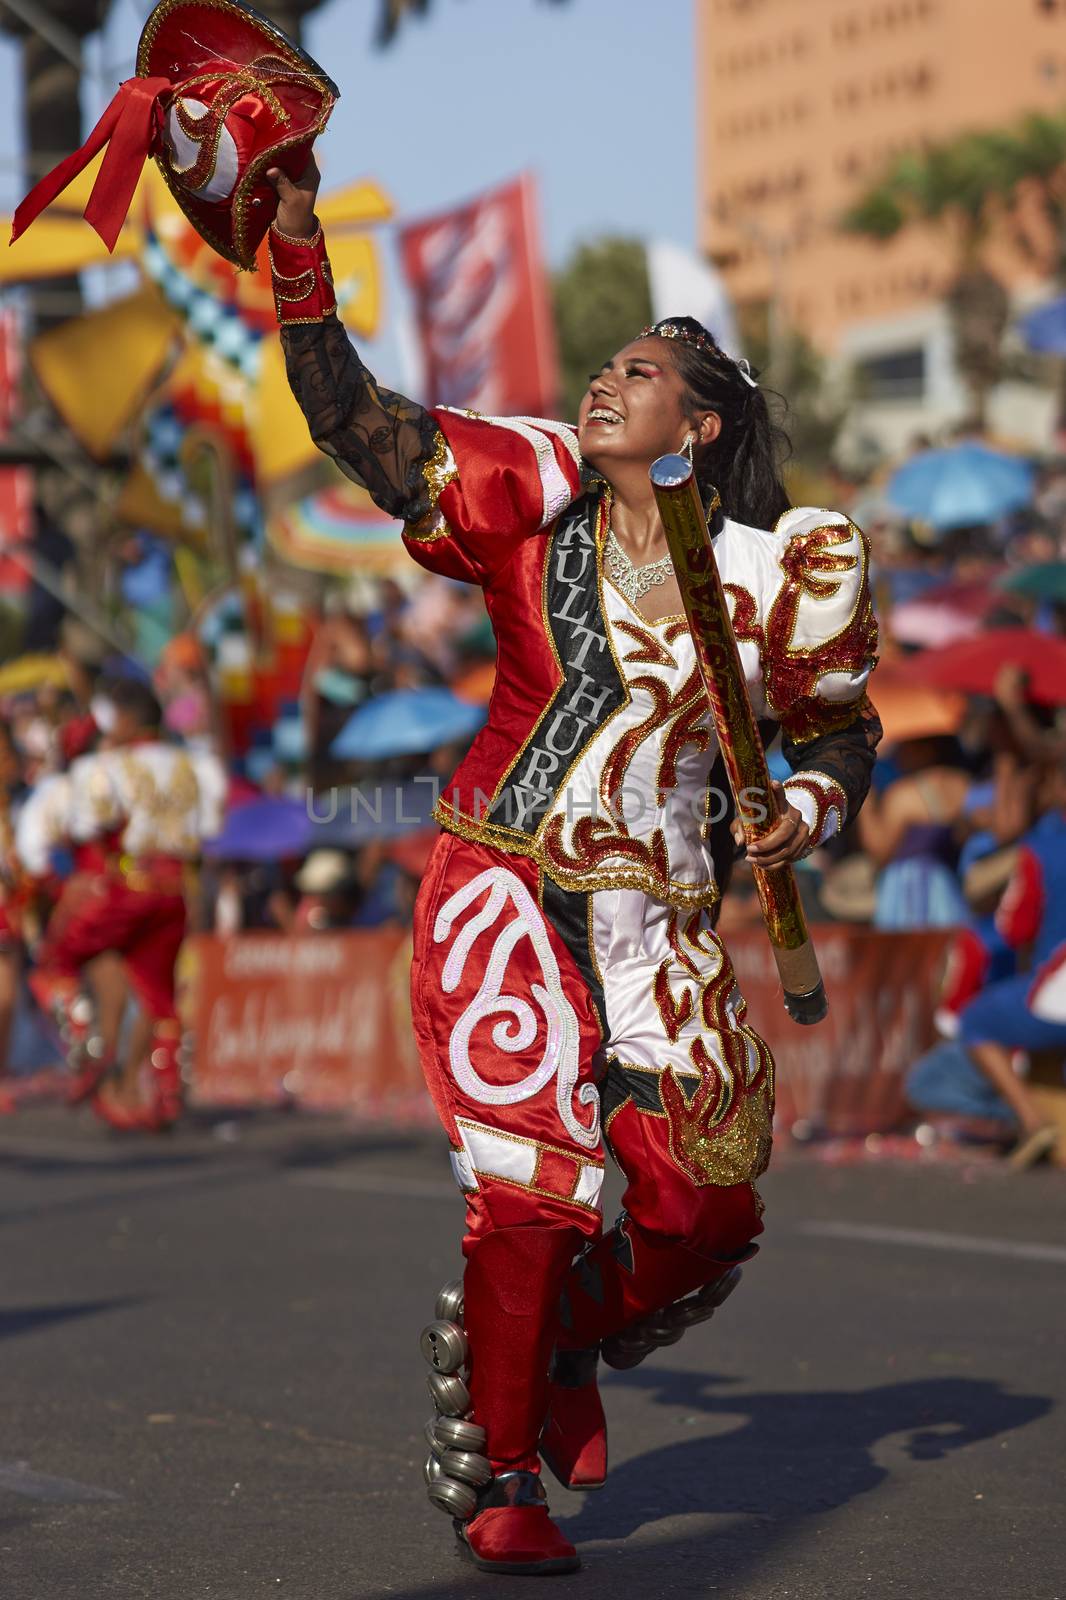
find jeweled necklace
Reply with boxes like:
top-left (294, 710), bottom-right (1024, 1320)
top-left (605, 524), bottom-right (674, 605)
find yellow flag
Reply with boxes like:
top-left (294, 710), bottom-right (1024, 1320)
top-left (28, 284), bottom-right (183, 460)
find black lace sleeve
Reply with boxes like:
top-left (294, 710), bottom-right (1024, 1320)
top-left (280, 317), bottom-right (441, 523)
top-left (783, 699), bottom-right (883, 826)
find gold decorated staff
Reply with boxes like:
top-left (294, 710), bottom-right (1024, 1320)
top-left (649, 454), bottom-right (828, 1026)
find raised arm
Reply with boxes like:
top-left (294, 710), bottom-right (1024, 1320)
top-left (267, 159), bottom-right (585, 586)
top-left (267, 159), bottom-right (440, 525)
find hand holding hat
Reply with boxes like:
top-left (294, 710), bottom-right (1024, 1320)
top-left (264, 152), bottom-right (320, 239)
top-left (10, 0), bottom-right (339, 270)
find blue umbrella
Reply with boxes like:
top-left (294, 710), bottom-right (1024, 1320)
top-left (886, 443), bottom-right (1035, 532)
top-left (1021, 296), bottom-right (1066, 354)
top-left (203, 796), bottom-right (314, 861)
top-left (330, 686), bottom-right (486, 761)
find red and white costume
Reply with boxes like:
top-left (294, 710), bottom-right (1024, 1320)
top-left (277, 223), bottom-right (880, 1557)
top-left (28, 741), bottom-right (224, 1117)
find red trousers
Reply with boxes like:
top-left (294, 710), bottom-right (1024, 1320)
top-left (411, 833), bottom-right (772, 1471)
top-left (35, 868), bottom-right (186, 1025)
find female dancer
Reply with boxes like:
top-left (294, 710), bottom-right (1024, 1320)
top-left (269, 158), bottom-right (879, 1576)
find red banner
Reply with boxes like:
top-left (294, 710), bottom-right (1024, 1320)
top-left (727, 924), bottom-right (953, 1137)
top-left (183, 925), bottom-right (952, 1135)
top-left (182, 929), bottom-right (428, 1115)
top-left (399, 173), bottom-right (560, 418)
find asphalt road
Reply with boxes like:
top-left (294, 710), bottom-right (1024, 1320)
top-left (1, 1106), bottom-right (1063, 1600)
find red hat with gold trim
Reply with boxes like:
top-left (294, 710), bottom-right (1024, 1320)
top-left (10, 0), bottom-right (339, 270)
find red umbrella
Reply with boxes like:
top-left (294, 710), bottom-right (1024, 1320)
top-left (896, 628), bottom-right (1066, 705)
top-left (889, 579), bottom-right (1000, 649)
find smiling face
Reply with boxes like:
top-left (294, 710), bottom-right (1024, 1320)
top-left (577, 337), bottom-right (720, 479)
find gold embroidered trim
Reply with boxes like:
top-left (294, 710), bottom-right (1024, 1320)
top-left (403, 431), bottom-right (458, 543)
top-left (424, 427), bottom-right (458, 502)
top-left (269, 252), bottom-right (315, 302)
top-left (404, 509), bottom-right (452, 544)
top-left (455, 1120), bottom-right (604, 1212)
top-left (270, 221), bottom-right (323, 248)
top-left (273, 309), bottom-right (337, 325)
top-left (603, 1097), bottom-right (631, 1138)
top-left (456, 1117), bottom-right (602, 1167)
top-left (586, 894), bottom-right (605, 988)
top-left (434, 799), bottom-right (721, 910)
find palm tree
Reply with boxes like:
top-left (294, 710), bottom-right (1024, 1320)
top-left (993, 110), bottom-right (1066, 281)
top-left (843, 132), bottom-right (1012, 429)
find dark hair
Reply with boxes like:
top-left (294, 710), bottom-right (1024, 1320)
top-left (649, 318), bottom-right (791, 529)
top-left (101, 675), bottom-right (162, 731)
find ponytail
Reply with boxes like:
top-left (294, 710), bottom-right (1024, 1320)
top-left (645, 318), bottom-right (792, 529)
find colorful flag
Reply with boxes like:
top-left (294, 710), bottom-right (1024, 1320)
top-left (399, 174), bottom-right (560, 418)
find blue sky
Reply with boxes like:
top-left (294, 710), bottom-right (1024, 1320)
top-left (0, 0), bottom-right (697, 262)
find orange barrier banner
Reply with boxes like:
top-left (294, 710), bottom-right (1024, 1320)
top-left (726, 924), bottom-right (954, 1137)
top-left (183, 930), bottom-right (426, 1114)
top-left (184, 924), bottom-right (953, 1135)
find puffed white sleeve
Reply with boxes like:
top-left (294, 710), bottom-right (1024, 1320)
top-left (760, 508), bottom-right (879, 849)
top-left (14, 774), bottom-right (69, 877)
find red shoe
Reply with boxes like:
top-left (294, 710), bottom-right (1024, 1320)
top-left (541, 1348), bottom-right (606, 1491)
top-left (67, 1043), bottom-right (115, 1106)
top-left (91, 1093), bottom-right (158, 1133)
top-left (147, 1033), bottom-right (183, 1130)
top-left (456, 1471), bottom-right (579, 1575)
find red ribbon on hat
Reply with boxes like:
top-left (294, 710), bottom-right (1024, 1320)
top-left (10, 76), bottom-right (172, 253)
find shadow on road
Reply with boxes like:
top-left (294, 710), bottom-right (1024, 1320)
top-left (0, 1297), bottom-right (146, 1342)
top-left (362, 1368), bottom-right (1051, 1598)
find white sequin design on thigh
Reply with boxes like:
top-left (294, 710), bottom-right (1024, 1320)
top-left (434, 866), bottom-right (599, 1149)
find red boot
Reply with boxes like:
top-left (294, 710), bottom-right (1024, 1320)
top-left (67, 1039), bottom-right (115, 1105)
top-left (455, 1224), bottom-right (586, 1573)
top-left (91, 1091), bottom-right (158, 1133)
top-left (559, 1211), bottom-right (757, 1351)
top-left (457, 1470), bottom-right (579, 1575)
top-left (540, 1347), bottom-right (606, 1491)
top-left (146, 1025), bottom-right (183, 1129)
top-left (27, 972), bottom-right (106, 1103)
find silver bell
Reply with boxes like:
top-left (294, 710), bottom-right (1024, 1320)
top-left (420, 1319), bottom-right (468, 1374)
top-left (664, 1296), bottom-right (718, 1330)
top-left (428, 1369), bottom-right (471, 1416)
top-left (601, 1332), bottom-right (654, 1371)
top-left (427, 1474), bottom-right (479, 1519)
top-left (85, 1035), bottom-right (107, 1060)
top-left (423, 1452), bottom-right (443, 1487)
top-left (424, 1418), bottom-right (444, 1457)
top-left (640, 1313), bottom-right (685, 1347)
top-left (435, 1278), bottom-right (465, 1324)
top-left (439, 1447), bottom-right (492, 1487)
top-left (70, 995), bottom-right (93, 1027)
top-left (697, 1265), bottom-right (742, 1309)
top-left (433, 1415), bottom-right (486, 1453)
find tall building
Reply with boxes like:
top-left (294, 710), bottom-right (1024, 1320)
top-left (697, 0), bottom-right (1066, 445)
